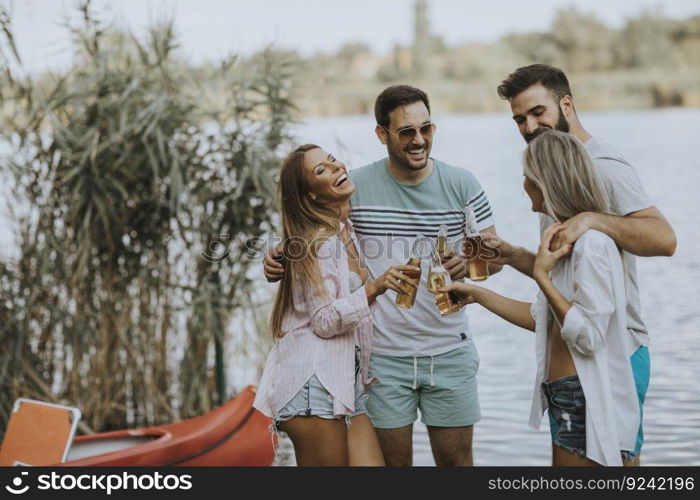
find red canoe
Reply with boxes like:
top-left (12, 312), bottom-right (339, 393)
top-left (58, 385), bottom-right (275, 466)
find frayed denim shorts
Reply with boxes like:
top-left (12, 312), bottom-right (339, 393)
top-left (544, 374), bottom-right (637, 462)
top-left (272, 347), bottom-right (367, 431)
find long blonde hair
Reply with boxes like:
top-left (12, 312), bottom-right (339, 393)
top-left (270, 144), bottom-right (341, 338)
top-left (523, 129), bottom-right (609, 221)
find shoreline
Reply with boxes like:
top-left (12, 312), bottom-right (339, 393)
top-left (294, 69), bottom-right (700, 118)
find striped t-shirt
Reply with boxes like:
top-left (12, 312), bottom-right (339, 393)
top-left (348, 157), bottom-right (495, 357)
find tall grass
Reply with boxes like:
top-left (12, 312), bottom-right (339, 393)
top-left (0, 1), bottom-right (295, 435)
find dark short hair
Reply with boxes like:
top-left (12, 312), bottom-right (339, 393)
top-left (374, 85), bottom-right (431, 129)
top-left (497, 64), bottom-right (572, 102)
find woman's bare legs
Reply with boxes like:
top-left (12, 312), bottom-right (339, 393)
top-left (279, 414), bottom-right (385, 466)
top-left (279, 416), bottom-right (348, 466)
top-left (348, 414), bottom-right (385, 466)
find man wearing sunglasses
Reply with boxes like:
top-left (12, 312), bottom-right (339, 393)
top-left (265, 85), bottom-right (501, 466)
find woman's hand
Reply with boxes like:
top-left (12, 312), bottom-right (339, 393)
top-left (263, 245), bottom-right (285, 282)
top-left (368, 265), bottom-right (420, 298)
top-left (437, 282), bottom-right (484, 306)
top-left (533, 223), bottom-right (573, 282)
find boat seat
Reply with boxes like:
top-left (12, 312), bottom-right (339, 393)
top-left (66, 435), bottom-right (156, 461)
top-left (0, 399), bottom-right (81, 466)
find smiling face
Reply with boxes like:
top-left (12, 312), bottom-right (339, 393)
top-left (510, 83), bottom-right (571, 143)
top-left (377, 100), bottom-right (434, 171)
top-left (302, 147), bottom-right (355, 205)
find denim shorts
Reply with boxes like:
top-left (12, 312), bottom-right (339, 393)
top-left (272, 347), bottom-right (367, 431)
top-left (544, 374), bottom-right (637, 462)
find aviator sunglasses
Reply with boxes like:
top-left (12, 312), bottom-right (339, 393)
top-left (381, 122), bottom-right (435, 144)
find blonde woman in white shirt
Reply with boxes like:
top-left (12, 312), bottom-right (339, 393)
top-left (440, 129), bottom-right (640, 466)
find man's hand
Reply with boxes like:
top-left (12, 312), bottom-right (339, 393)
top-left (263, 245), bottom-right (285, 282)
top-left (571, 207), bottom-right (676, 257)
top-left (480, 233), bottom-right (515, 267)
top-left (440, 248), bottom-right (467, 280)
top-left (549, 212), bottom-right (593, 252)
top-left (475, 232), bottom-right (535, 277)
top-left (534, 223), bottom-right (573, 282)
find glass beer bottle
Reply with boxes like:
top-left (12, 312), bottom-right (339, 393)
top-left (428, 225), bottom-right (449, 293)
top-left (464, 205), bottom-right (489, 282)
top-left (428, 245), bottom-right (460, 316)
top-left (395, 235), bottom-right (425, 309)
top-left (436, 224), bottom-right (448, 254)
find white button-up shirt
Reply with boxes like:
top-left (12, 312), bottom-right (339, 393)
top-left (529, 230), bottom-right (640, 466)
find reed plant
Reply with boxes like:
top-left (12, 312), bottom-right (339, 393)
top-left (0, 1), bottom-right (295, 435)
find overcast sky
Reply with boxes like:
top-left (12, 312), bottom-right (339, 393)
top-left (7, 0), bottom-right (700, 74)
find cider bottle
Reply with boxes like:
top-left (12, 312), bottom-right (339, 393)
top-left (428, 246), bottom-right (460, 316)
top-left (464, 205), bottom-right (489, 282)
top-left (436, 224), bottom-right (448, 254)
top-left (428, 225), bottom-right (449, 293)
top-left (395, 235), bottom-right (425, 309)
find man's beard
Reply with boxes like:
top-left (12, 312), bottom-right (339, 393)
top-left (524, 105), bottom-right (570, 143)
top-left (387, 138), bottom-right (431, 171)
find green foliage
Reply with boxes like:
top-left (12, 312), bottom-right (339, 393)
top-left (0, 2), bottom-right (296, 433)
top-left (614, 12), bottom-right (680, 69)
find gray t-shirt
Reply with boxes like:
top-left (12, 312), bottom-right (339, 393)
top-left (540, 136), bottom-right (652, 347)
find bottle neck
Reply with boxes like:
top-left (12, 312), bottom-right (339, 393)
top-left (430, 248), bottom-right (445, 270)
top-left (465, 208), bottom-right (478, 235)
top-left (411, 236), bottom-right (427, 260)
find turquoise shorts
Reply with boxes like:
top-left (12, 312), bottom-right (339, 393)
top-left (366, 342), bottom-right (481, 429)
top-left (630, 345), bottom-right (650, 455)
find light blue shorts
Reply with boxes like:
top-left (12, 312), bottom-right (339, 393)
top-left (631, 345), bottom-right (650, 455)
top-left (272, 347), bottom-right (367, 430)
top-left (367, 342), bottom-right (481, 429)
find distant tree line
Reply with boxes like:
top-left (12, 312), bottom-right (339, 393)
top-left (290, 7), bottom-right (700, 114)
top-left (311, 7), bottom-right (700, 82)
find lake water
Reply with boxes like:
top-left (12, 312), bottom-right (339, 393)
top-left (1, 108), bottom-right (698, 466)
top-left (285, 108), bottom-right (700, 466)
